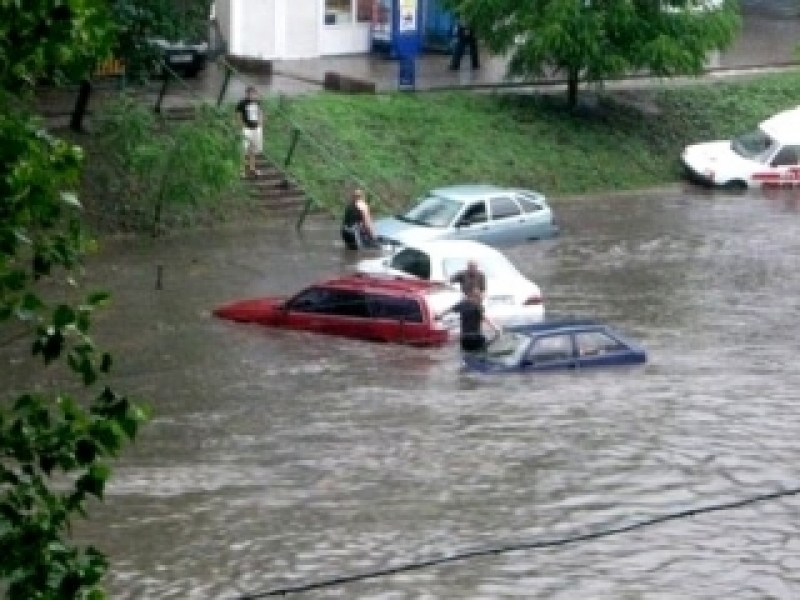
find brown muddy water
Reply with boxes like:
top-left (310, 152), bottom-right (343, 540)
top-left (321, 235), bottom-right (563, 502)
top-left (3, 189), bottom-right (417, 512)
top-left (6, 184), bottom-right (800, 599)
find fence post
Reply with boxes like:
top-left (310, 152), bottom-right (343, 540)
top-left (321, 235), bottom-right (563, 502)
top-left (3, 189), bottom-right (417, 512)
top-left (284, 127), bottom-right (301, 168)
top-left (154, 72), bottom-right (170, 114)
top-left (217, 65), bottom-right (232, 107)
top-left (295, 195), bottom-right (315, 231)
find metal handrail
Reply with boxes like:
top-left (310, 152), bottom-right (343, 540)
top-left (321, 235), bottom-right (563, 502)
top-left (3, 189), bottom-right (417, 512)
top-left (216, 56), bottom-right (390, 216)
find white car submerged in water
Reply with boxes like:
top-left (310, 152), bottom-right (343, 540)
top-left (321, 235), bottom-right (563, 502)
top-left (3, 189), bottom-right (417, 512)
top-left (356, 239), bottom-right (545, 328)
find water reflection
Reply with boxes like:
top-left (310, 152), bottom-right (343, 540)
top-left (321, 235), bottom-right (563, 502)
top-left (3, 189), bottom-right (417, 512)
top-left (17, 187), bottom-right (799, 598)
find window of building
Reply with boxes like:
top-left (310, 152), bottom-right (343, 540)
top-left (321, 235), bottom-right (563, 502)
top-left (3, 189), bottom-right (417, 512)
top-left (325, 0), bottom-right (372, 25)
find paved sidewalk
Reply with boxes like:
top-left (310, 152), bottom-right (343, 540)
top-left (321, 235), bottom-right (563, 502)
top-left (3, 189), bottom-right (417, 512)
top-left (193, 13), bottom-right (800, 105)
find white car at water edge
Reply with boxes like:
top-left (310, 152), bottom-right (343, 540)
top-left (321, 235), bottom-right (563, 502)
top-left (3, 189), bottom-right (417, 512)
top-left (682, 105), bottom-right (800, 190)
top-left (355, 239), bottom-right (545, 328)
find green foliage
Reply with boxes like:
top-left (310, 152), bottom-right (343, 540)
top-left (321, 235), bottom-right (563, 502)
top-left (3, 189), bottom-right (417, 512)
top-left (86, 96), bottom-right (243, 233)
top-left (0, 0), bottom-right (114, 89)
top-left (443, 0), bottom-right (741, 105)
top-left (1, 2), bottom-right (150, 598)
top-left (265, 71), bottom-right (800, 212)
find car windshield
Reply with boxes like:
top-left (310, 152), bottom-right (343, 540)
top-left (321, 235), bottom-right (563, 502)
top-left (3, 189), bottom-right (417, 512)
top-left (389, 248), bottom-right (431, 279)
top-left (397, 195), bottom-right (461, 228)
top-left (731, 129), bottom-right (777, 163)
top-left (480, 332), bottom-right (531, 367)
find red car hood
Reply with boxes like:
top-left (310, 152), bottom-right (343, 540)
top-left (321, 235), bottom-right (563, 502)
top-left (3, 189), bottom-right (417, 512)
top-left (213, 296), bottom-right (286, 324)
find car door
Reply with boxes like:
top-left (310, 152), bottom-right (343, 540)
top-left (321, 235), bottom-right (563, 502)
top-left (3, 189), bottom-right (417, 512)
top-left (450, 201), bottom-right (492, 243)
top-left (574, 330), bottom-right (629, 368)
top-left (485, 195), bottom-right (526, 245)
top-left (367, 293), bottom-right (427, 344)
top-left (521, 333), bottom-right (577, 371)
top-left (515, 192), bottom-right (554, 239)
top-left (284, 287), bottom-right (370, 339)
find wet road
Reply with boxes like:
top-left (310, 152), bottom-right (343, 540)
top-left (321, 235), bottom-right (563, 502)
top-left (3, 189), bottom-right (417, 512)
top-left (18, 185), bottom-right (800, 598)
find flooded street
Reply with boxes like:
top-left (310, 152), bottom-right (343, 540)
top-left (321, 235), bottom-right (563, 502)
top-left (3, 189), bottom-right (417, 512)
top-left (16, 185), bottom-right (800, 598)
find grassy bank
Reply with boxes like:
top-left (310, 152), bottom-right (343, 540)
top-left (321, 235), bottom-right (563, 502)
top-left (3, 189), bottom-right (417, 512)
top-left (263, 69), bottom-right (800, 215)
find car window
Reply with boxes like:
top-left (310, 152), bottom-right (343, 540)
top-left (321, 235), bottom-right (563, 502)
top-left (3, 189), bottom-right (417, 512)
top-left (389, 248), bottom-right (431, 279)
top-left (489, 196), bottom-right (521, 220)
top-left (575, 331), bottom-right (626, 356)
top-left (771, 145), bottom-right (800, 167)
top-left (516, 193), bottom-right (544, 213)
top-left (456, 202), bottom-right (487, 226)
top-left (368, 294), bottom-right (423, 323)
top-left (287, 287), bottom-right (369, 318)
top-left (731, 129), bottom-right (776, 163)
top-left (526, 334), bottom-right (574, 363)
top-left (400, 195), bottom-right (462, 228)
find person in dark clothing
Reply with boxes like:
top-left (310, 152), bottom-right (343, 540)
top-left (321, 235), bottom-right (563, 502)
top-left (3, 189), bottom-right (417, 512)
top-left (438, 288), bottom-right (501, 353)
top-left (341, 188), bottom-right (377, 250)
top-left (449, 17), bottom-right (480, 71)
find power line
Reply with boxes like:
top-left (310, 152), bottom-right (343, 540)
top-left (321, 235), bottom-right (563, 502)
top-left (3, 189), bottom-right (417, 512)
top-left (233, 484), bottom-right (800, 598)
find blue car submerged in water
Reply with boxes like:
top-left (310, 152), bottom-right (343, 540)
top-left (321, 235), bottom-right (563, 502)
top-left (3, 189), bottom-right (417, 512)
top-left (462, 320), bottom-right (647, 373)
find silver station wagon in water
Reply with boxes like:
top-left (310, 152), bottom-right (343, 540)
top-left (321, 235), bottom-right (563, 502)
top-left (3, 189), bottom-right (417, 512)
top-left (373, 184), bottom-right (559, 248)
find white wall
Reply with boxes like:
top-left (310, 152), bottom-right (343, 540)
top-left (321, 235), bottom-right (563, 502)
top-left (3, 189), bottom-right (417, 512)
top-left (220, 0), bottom-right (371, 60)
top-left (233, 0), bottom-right (276, 59)
top-left (283, 1), bottom-right (320, 58)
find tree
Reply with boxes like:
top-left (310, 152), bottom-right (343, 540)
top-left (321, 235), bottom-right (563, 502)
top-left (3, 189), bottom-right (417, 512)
top-left (444, 0), bottom-right (741, 106)
top-left (1, 1), bottom-right (148, 598)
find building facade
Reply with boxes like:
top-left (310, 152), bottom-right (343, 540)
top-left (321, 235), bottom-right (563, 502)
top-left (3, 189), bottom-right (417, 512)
top-left (215, 0), bottom-right (453, 61)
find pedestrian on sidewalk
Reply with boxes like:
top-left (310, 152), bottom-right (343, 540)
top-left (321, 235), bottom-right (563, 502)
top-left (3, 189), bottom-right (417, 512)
top-left (341, 188), bottom-right (377, 250)
top-left (236, 85), bottom-right (264, 178)
top-left (449, 17), bottom-right (480, 71)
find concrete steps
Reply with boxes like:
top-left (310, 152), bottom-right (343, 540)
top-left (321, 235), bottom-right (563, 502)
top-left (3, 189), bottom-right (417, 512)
top-left (158, 106), bottom-right (318, 216)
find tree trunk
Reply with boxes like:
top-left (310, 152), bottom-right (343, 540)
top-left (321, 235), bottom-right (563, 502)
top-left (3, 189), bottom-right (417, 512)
top-left (70, 79), bottom-right (92, 133)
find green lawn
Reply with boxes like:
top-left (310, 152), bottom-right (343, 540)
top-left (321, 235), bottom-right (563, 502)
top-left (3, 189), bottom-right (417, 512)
top-left (262, 69), bottom-right (800, 216)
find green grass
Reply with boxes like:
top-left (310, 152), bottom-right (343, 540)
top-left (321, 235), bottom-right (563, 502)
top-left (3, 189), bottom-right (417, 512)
top-left (262, 69), bottom-right (800, 216)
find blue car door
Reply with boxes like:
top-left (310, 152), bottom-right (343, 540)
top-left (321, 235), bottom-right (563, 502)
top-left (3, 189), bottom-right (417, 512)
top-left (521, 333), bottom-right (577, 371)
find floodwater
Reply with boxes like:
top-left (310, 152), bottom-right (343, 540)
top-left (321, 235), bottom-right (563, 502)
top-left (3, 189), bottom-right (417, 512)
top-left (9, 185), bottom-right (800, 599)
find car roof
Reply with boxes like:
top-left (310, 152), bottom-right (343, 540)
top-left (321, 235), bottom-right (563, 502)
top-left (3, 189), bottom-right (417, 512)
top-left (760, 106), bottom-right (800, 142)
top-left (396, 239), bottom-right (505, 259)
top-left (315, 274), bottom-right (456, 295)
top-left (428, 184), bottom-right (505, 200)
top-left (510, 319), bottom-right (609, 336)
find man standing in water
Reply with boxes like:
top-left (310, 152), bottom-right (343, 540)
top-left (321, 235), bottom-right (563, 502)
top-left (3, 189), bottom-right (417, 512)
top-left (450, 259), bottom-right (486, 299)
top-left (438, 287), bottom-right (501, 353)
top-left (341, 188), bottom-right (377, 250)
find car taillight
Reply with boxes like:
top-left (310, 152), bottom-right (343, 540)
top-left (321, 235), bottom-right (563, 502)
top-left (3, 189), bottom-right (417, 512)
top-left (524, 295), bottom-right (543, 306)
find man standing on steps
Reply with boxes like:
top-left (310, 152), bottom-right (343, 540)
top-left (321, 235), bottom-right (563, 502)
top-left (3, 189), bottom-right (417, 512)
top-left (236, 85), bottom-right (264, 178)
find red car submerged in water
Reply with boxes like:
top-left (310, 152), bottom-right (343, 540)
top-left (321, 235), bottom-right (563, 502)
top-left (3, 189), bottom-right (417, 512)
top-left (213, 274), bottom-right (463, 346)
